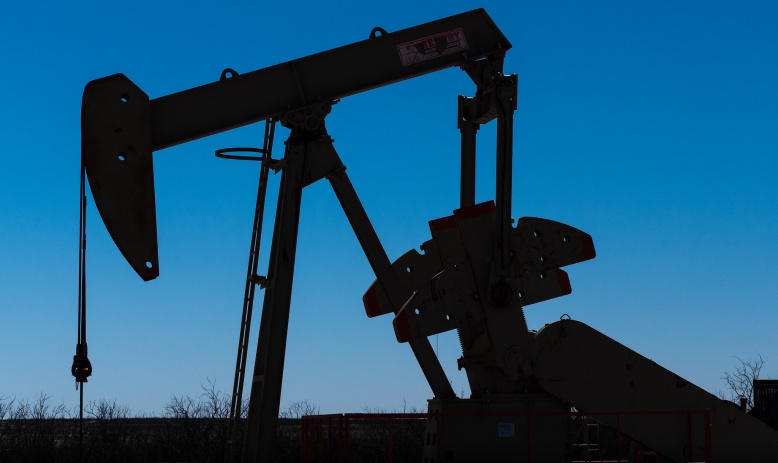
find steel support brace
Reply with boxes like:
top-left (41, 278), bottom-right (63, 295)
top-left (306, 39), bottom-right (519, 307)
top-left (327, 167), bottom-right (455, 399)
top-left (243, 126), bottom-right (454, 461)
top-left (242, 131), bottom-right (308, 462)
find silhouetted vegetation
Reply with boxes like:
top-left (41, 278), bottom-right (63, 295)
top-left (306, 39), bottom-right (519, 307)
top-left (0, 382), bottom-right (435, 463)
top-left (0, 381), bottom-right (306, 463)
top-left (718, 355), bottom-right (767, 411)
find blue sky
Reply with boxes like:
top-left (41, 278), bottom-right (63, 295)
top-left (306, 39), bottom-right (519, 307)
top-left (2, 1), bottom-right (777, 415)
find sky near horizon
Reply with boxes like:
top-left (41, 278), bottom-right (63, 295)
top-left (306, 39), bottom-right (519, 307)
top-left (1, 1), bottom-right (777, 416)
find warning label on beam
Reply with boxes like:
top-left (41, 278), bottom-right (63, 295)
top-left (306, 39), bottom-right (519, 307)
top-left (397, 28), bottom-right (468, 66)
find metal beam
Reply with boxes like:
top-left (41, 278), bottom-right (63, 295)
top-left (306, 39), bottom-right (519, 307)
top-left (147, 8), bottom-right (510, 150)
top-left (241, 129), bottom-right (309, 462)
top-left (81, 8), bottom-right (510, 282)
top-left (328, 161), bottom-right (456, 399)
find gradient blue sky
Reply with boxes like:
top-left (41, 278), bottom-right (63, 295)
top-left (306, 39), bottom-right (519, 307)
top-left (2, 1), bottom-right (777, 415)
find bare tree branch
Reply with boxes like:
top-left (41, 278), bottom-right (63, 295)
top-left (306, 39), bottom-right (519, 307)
top-left (719, 355), bottom-right (766, 411)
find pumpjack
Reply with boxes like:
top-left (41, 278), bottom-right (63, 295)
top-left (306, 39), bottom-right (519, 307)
top-left (79, 8), bottom-right (778, 462)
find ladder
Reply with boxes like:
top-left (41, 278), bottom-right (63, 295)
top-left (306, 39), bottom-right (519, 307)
top-left (572, 416), bottom-right (602, 462)
top-left (221, 119), bottom-right (278, 463)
